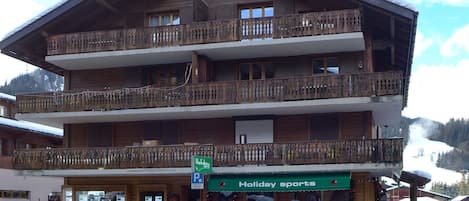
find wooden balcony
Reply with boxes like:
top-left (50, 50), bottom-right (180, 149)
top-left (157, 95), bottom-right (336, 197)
top-left (0, 156), bottom-right (13, 169)
top-left (47, 9), bottom-right (361, 55)
top-left (13, 138), bottom-right (402, 170)
top-left (16, 72), bottom-right (402, 114)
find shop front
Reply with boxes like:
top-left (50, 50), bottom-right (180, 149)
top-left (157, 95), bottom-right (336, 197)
top-left (207, 172), bottom-right (351, 201)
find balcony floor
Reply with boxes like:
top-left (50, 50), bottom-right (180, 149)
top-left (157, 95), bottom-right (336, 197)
top-left (46, 32), bottom-right (364, 70)
top-left (16, 95), bottom-right (402, 128)
top-left (17, 163), bottom-right (401, 177)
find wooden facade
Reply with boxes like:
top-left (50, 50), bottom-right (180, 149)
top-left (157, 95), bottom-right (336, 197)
top-left (0, 0), bottom-right (418, 200)
top-left (16, 71), bottom-right (403, 113)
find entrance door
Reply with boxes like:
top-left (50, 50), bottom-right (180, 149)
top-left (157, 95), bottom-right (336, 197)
top-left (235, 120), bottom-right (273, 144)
top-left (140, 192), bottom-right (164, 201)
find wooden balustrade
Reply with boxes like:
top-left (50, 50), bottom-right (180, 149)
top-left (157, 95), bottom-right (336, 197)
top-left (16, 72), bottom-right (403, 113)
top-left (13, 138), bottom-right (403, 170)
top-left (47, 9), bottom-right (361, 55)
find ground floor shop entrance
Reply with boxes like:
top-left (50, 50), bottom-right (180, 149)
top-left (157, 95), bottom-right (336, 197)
top-left (62, 172), bottom-right (375, 201)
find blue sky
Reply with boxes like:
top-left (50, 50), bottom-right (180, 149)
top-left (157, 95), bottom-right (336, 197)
top-left (0, 0), bottom-right (468, 123)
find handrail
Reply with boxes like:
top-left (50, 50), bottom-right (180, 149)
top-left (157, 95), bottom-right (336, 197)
top-left (47, 9), bottom-right (361, 55)
top-left (13, 138), bottom-right (403, 170)
top-left (16, 72), bottom-right (403, 113)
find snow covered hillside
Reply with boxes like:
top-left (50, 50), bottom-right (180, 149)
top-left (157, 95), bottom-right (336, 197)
top-left (403, 120), bottom-right (463, 188)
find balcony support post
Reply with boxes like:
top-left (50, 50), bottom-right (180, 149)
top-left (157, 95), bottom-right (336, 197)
top-left (191, 51), bottom-right (199, 84)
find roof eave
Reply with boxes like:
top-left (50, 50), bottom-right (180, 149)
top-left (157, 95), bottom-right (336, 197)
top-left (0, 0), bottom-right (83, 50)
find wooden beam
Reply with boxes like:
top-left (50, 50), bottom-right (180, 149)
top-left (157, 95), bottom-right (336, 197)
top-left (96, 0), bottom-right (119, 13)
top-left (191, 51), bottom-right (199, 84)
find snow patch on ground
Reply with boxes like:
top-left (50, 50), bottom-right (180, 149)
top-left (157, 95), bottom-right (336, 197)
top-left (404, 120), bottom-right (462, 189)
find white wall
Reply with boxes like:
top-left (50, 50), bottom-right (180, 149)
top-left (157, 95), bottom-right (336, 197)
top-left (0, 169), bottom-right (63, 201)
top-left (235, 120), bottom-right (273, 144)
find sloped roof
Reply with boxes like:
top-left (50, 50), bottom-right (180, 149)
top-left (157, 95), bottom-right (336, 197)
top-left (0, 116), bottom-right (62, 138)
top-left (0, 93), bottom-right (16, 102)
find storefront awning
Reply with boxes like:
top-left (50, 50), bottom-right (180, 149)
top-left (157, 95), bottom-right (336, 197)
top-left (208, 172), bottom-right (350, 192)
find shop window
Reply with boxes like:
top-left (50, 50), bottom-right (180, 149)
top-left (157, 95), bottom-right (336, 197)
top-left (148, 13), bottom-right (180, 27)
top-left (76, 191), bottom-right (125, 201)
top-left (313, 58), bottom-right (340, 75)
top-left (239, 63), bottom-right (274, 80)
top-left (247, 192), bottom-right (274, 201)
top-left (0, 190), bottom-right (30, 199)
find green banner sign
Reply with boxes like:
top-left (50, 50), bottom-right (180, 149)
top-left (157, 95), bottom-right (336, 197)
top-left (208, 173), bottom-right (350, 192)
top-left (192, 155), bottom-right (213, 174)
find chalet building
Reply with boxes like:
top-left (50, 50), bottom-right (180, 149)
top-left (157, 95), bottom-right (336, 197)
top-left (0, 93), bottom-right (63, 201)
top-left (0, 0), bottom-right (417, 201)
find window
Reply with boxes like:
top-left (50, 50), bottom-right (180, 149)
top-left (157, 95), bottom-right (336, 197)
top-left (239, 63), bottom-right (274, 80)
top-left (240, 5), bottom-right (274, 39)
top-left (148, 13), bottom-right (180, 27)
top-left (0, 105), bottom-right (6, 117)
top-left (313, 58), bottom-right (340, 75)
top-left (0, 190), bottom-right (30, 199)
top-left (240, 5), bottom-right (274, 19)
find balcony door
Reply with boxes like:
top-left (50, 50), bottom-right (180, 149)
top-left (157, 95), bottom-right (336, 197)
top-left (240, 5), bottom-right (274, 39)
top-left (235, 120), bottom-right (273, 144)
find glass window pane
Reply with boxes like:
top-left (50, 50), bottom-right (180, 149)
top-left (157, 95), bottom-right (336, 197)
top-left (313, 60), bottom-right (325, 74)
top-left (172, 15), bottom-right (180, 25)
top-left (240, 64), bottom-right (250, 80)
top-left (241, 9), bottom-right (250, 19)
top-left (162, 15), bottom-right (171, 26)
top-left (149, 16), bottom-right (159, 27)
top-left (252, 8), bottom-right (262, 18)
top-left (264, 7), bottom-right (274, 17)
top-left (265, 63), bottom-right (274, 79)
top-left (252, 63), bottom-right (262, 79)
top-left (326, 58), bottom-right (340, 75)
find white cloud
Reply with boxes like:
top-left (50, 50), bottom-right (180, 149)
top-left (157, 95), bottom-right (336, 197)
top-left (414, 31), bottom-right (433, 57)
top-left (403, 59), bottom-right (469, 123)
top-left (440, 24), bottom-right (469, 57)
top-left (407, 0), bottom-right (469, 6)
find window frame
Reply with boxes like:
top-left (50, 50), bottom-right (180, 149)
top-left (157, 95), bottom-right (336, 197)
top-left (312, 57), bottom-right (340, 76)
top-left (239, 62), bottom-right (274, 80)
top-left (239, 4), bottom-right (274, 19)
top-left (147, 12), bottom-right (180, 27)
top-left (0, 105), bottom-right (6, 117)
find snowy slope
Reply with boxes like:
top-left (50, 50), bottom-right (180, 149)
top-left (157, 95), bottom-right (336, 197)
top-left (403, 120), bottom-right (462, 188)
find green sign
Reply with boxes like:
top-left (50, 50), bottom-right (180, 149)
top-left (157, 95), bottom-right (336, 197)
top-left (192, 155), bottom-right (213, 174)
top-left (208, 173), bottom-right (350, 192)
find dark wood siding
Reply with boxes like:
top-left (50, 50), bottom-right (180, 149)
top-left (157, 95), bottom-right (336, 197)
top-left (180, 118), bottom-right (234, 144)
top-left (274, 115), bottom-right (310, 142)
top-left (70, 67), bottom-right (143, 90)
top-left (311, 113), bottom-right (340, 140)
top-left (340, 112), bottom-right (372, 139)
top-left (113, 122), bottom-right (144, 147)
top-left (69, 124), bottom-right (88, 147)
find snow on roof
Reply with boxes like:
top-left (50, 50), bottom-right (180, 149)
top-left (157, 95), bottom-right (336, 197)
top-left (1, 0), bottom-right (68, 41)
top-left (452, 196), bottom-right (469, 201)
top-left (0, 93), bottom-right (16, 102)
top-left (385, 0), bottom-right (417, 11)
top-left (0, 117), bottom-right (62, 137)
top-left (409, 170), bottom-right (432, 180)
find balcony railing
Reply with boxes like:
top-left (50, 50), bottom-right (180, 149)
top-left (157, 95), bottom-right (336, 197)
top-left (0, 156), bottom-right (13, 169)
top-left (16, 72), bottom-right (402, 114)
top-left (47, 9), bottom-right (361, 55)
top-left (13, 138), bottom-right (402, 170)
